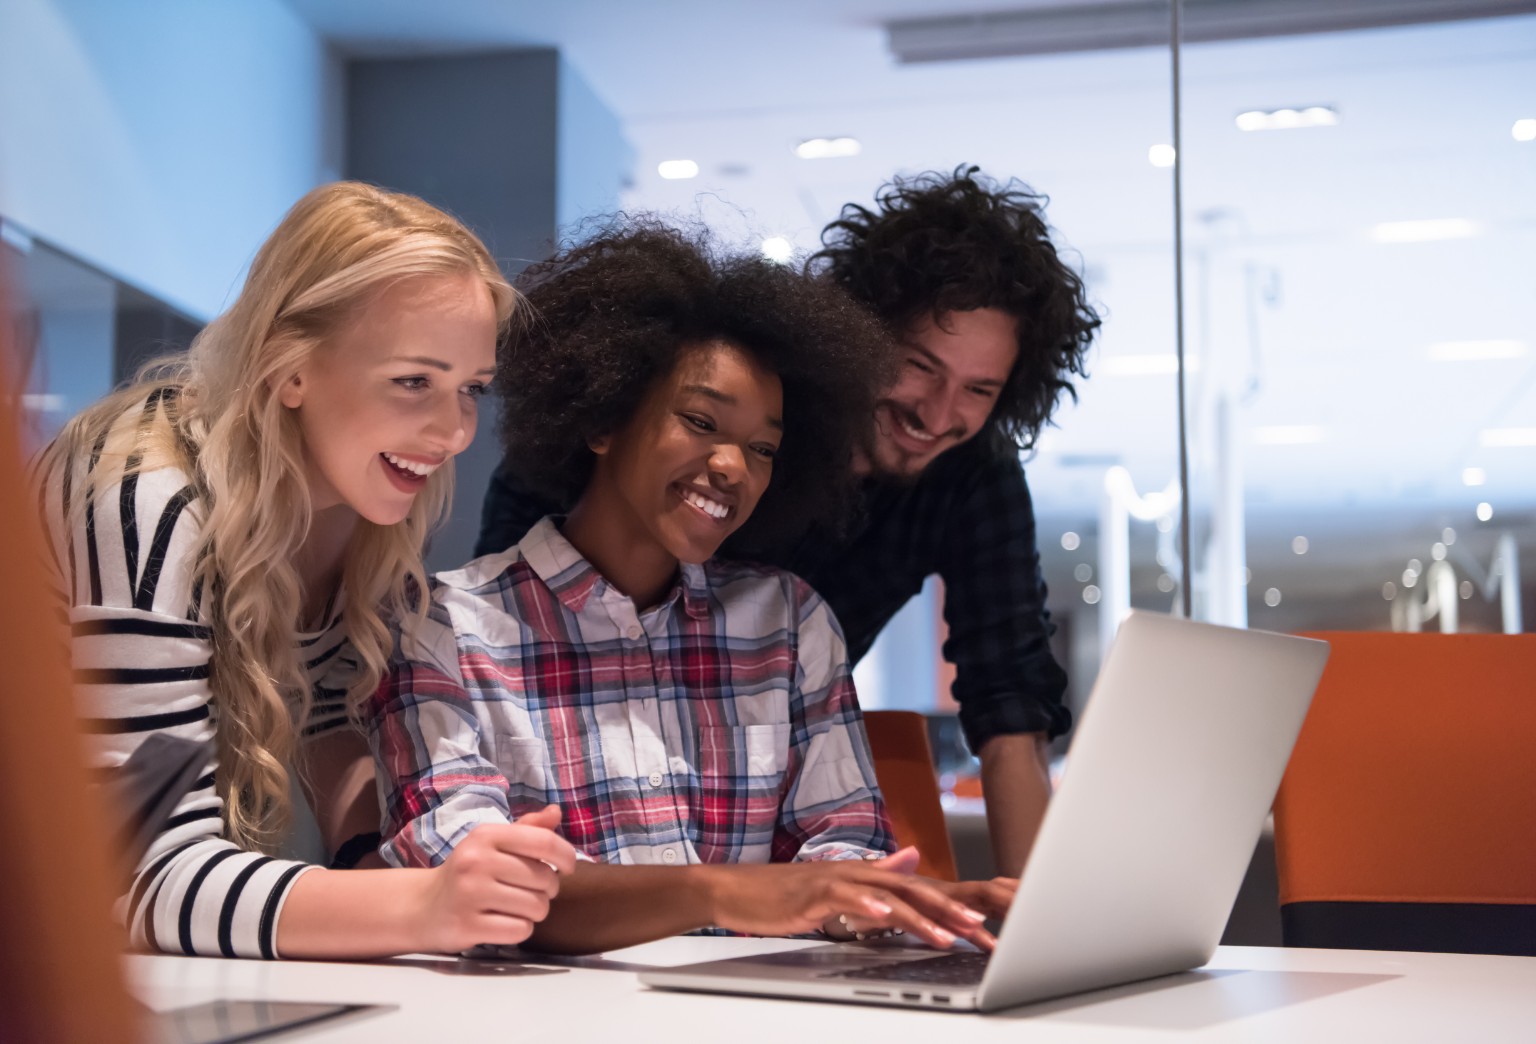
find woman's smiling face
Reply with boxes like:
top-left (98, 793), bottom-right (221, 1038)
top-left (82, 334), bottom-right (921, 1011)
top-left (590, 340), bottom-right (783, 565)
top-left (280, 270), bottom-right (499, 525)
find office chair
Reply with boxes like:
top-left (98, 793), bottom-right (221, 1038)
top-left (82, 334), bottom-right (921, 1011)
top-left (1273, 632), bottom-right (1536, 956)
top-left (862, 710), bottom-right (959, 881)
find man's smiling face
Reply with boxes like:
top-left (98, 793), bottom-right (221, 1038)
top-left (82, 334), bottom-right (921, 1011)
top-left (867, 307), bottom-right (1019, 478)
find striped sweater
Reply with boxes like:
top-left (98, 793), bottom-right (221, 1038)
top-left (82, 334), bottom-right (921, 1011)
top-left (38, 402), bottom-right (356, 958)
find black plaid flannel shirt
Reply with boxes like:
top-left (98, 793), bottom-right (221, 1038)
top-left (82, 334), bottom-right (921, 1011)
top-left (475, 430), bottom-right (1071, 754)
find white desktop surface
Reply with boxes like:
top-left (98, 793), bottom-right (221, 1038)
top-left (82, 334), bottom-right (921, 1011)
top-left (127, 937), bottom-right (1536, 1042)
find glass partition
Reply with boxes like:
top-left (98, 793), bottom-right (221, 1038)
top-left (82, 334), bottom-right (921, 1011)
top-left (1176, 13), bottom-right (1536, 639)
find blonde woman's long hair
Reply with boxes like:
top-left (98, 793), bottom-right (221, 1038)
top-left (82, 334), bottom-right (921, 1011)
top-left (43, 182), bottom-right (517, 851)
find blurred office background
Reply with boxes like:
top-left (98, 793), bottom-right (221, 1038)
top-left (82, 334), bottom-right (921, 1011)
top-left (4, 0), bottom-right (1534, 742)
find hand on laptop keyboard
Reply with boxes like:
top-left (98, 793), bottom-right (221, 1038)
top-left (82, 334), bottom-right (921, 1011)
top-left (697, 846), bottom-right (1011, 951)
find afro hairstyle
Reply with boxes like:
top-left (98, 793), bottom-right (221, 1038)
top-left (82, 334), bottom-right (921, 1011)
top-left (498, 218), bottom-right (895, 553)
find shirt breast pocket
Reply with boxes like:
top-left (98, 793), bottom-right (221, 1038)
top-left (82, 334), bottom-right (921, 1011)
top-left (492, 734), bottom-right (551, 805)
top-left (694, 723), bottom-right (791, 862)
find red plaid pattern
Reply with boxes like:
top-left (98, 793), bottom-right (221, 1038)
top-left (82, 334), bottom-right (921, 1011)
top-left (369, 518), bottom-right (894, 870)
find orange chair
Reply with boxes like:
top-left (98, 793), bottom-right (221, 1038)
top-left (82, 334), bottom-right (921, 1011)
top-left (862, 711), bottom-right (958, 881)
top-left (1273, 632), bottom-right (1536, 956)
top-left (0, 285), bottom-right (142, 1038)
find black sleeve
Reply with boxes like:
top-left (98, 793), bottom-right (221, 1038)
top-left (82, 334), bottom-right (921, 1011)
top-left (475, 458), bottom-right (563, 558)
top-left (937, 449), bottom-right (1071, 752)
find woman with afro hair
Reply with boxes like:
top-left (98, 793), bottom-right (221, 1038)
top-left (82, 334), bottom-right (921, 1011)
top-left (367, 220), bottom-right (1018, 953)
top-left (479, 168), bottom-right (1104, 880)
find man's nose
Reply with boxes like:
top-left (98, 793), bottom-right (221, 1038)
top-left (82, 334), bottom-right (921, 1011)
top-left (915, 382), bottom-right (960, 435)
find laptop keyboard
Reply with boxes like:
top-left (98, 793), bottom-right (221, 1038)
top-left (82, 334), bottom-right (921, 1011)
top-left (818, 951), bottom-right (991, 986)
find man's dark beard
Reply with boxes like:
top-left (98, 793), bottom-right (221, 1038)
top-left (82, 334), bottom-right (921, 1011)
top-left (867, 409), bottom-right (929, 488)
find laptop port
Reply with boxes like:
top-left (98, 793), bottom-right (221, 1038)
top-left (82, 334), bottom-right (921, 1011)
top-left (933, 995), bottom-right (951, 1004)
top-left (852, 990), bottom-right (889, 999)
top-left (901, 993), bottom-right (922, 1003)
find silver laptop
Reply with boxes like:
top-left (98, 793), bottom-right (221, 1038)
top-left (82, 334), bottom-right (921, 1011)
top-left (640, 611), bottom-right (1329, 1012)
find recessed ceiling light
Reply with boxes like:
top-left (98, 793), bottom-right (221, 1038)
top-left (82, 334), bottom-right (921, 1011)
top-left (1425, 340), bottom-right (1526, 362)
top-left (1463, 467), bottom-right (1486, 486)
top-left (657, 159), bottom-right (700, 180)
top-left (795, 137), bottom-right (861, 160)
top-left (1264, 587), bottom-right (1282, 607)
top-left (1476, 501), bottom-right (1494, 522)
top-left (1513, 118), bottom-right (1536, 143)
top-left (1082, 584), bottom-right (1101, 605)
top-left (1234, 105), bottom-right (1338, 131)
top-left (760, 236), bottom-right (794, 263)
top-left (1147, 144), bottom-right (1176, 168)
top-left (1252, 425), bottom-right (1325, 445)
top-left (1097, 353), bottom-right (1202, 377)
top-left (1370, 219), bottom-right (1481, 244)
top-left (1480, 428), bottom-right (1536, 448)
top-left (1061, 531), bottom-right (1080, 551)
top-left (1292, 536), bottom-right (1308, 555)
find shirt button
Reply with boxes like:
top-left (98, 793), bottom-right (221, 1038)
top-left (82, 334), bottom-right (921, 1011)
top-left (647, 772), bottom-right (663, 788)
top-left (626, 625), bottom-right (642, 640)
top-left (661, 848), bottom-right (678, 864)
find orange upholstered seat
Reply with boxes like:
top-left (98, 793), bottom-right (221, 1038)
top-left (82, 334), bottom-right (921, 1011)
top-left (1273, 631), bottom-right (1536, 955)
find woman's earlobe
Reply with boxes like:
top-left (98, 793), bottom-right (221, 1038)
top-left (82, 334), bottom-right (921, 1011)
top-left (277, 374), bottom-right (304, 409)
top-left (587, 433), bottom-right (611, 455)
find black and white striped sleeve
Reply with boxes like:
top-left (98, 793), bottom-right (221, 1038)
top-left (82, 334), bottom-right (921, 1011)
top-left (44, 458), bottom-right (316, 958)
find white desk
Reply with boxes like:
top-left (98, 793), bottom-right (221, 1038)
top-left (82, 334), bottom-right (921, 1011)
top-left (128, 937), bottom-right (1536, 1042)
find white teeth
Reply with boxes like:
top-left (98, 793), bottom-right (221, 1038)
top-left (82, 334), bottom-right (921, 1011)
top-left (896, 414), bottom-right (937, 443)
top-left (681, 489), bottom-right (729, 520)
top-left (382, 452), bottom-right (440, 477)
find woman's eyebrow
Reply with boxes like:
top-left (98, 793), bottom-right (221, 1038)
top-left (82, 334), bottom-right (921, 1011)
top-left (388, 355), bottom-right (496, 376)
top-left (682, 384), bottom-right (783, 431)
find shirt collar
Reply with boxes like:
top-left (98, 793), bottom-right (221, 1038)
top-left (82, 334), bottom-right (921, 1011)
top-left (519, 516), bottom-right (711, 620)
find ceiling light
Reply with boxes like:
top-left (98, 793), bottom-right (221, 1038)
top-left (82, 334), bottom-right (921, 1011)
top-left (1252, 425), bottom-right (1325, 445)
top-left (1147, 144), bottom-right (1176, 168)
top-left (1432, 541), bottom-right (1447, 561)
top-left (1157, 573), bottom-right (1176, 593)
top-left (657, 159), bottom-right (699, 180)
top-left (1264, 588), bottom-right (1282, 607)
top-left (1097, 353), bottom-right (1203, 377)
top-left (1234, 105), bottom-right (1338, 131)
top-left (795, 137), bottom-right (861, 160)
top-left (1480, 428), bottom-right (1536, 448)
top-left (1061, 531), bottom-right (1081, 551)
top-left (1460, 580), bottom-right (1474, 599)
top-left (1425, 340), bottom-right (1526, 362)
top-left (1292, 536), bottom-right (1308, 555)
top-left (1463, 467), bottom-right (1486, 486)
top-left (1477, 502), bottom-right (1494, 522)
top-left (1514, 119), bottom-right (1536, 143)
top-left (1382, 582), bottom-right (1396, 601)
top-left (1442, 527), bottom-right (1456, 545)
top-left (1370, 219), bottom-right (1481, 244)
top-left (1402, 569), bottom-right (1417, 589)
top-left (1074, 563), bottom-right (1093, 582)
top-left (1082, 584), bottom-right (1101, 605)
top-left (760, 236), bottom-right (794, 264)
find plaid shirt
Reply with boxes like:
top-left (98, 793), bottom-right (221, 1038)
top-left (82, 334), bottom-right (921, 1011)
top-left (370, 518), bottom-right (894, 870)
top-left (479, 431), bottom-right (1070, 754)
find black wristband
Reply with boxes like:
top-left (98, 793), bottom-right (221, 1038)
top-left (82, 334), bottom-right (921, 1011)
top-left (329, 831), bottom-right (382, 870)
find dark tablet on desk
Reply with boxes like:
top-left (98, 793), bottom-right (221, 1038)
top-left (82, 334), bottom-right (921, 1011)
top-left (149, 999), bottom-right (393, 1043)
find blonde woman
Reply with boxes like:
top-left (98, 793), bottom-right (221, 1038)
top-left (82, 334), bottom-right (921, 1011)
top-left (36, 183), bottom-right (576, 960)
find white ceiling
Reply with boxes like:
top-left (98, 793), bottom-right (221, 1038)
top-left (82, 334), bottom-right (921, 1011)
top-left (286, 1), bottom-right (1536, 624)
